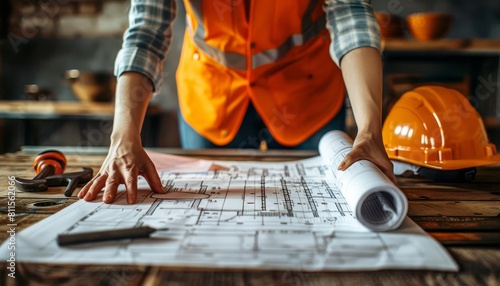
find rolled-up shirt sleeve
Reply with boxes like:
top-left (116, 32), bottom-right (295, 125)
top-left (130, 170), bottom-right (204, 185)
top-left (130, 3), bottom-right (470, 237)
top-left (114, 0), bottom-right (177, 93)
top-left (323, 0), bottom-right (381, 66)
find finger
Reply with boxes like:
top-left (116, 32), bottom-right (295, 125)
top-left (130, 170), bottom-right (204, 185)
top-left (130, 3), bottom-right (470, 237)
top-left (78, 160), bottom-right (112, 199)
top-left (103, 172), bottom-right (121, 204)
top-left (77, 177), bottom-right (95, 199)
top-left (337, 142), bottom-right (369, 171)
top-left (78, 174), bottom-right (103, 199)
top-left (142, 161), bottom-right (166, 194)
top-left (83, 175), bottom-right (107, 201)
top-left (338, 153), bottom-right (356, 171)
top-left (121, 166), bottom-right (139, 204)
top-left (78, 173), bottom-right (106, 199)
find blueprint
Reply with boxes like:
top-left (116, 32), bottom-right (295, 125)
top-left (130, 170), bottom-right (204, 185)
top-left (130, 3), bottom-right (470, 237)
top-left (0, 132), bottom-right (458, 271)
top-left (318, 131), bottom-right (408, 231)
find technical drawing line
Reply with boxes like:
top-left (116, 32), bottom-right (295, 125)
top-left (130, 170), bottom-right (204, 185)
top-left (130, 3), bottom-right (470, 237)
top-left (301, 177), bottom-right (319, 217)
top-left (296, 163), bottom-right (306, 177)
top-left (335, 202), bottom-right (346, 216)
top-left (322, 180), bottom-right (336, 199)
top-left (218, 177), bottom-right (232, 226)
top-left (261, 176), bottom-right (266, 211)
top-left (146, 198), bottom-right (162, 216)
top-left (280, 179), bottom-right (294, 217)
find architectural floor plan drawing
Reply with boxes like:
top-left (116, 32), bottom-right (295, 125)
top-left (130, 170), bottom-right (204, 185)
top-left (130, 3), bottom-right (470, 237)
top-left (0, 132), bottom-right (459, 271)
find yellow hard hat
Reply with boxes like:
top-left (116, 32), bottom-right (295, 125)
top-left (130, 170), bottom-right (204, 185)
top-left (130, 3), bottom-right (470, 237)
top-left (383, 85), bottom-right (500, 170)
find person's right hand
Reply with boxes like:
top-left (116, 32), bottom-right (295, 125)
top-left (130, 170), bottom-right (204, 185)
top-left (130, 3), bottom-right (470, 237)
top-left (77, 139), bottom-right (166, 204)
top-left (78, 71), bottom-right (163, 204)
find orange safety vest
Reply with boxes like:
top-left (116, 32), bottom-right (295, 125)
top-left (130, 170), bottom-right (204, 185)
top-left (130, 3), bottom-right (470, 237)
top-left (176, 0), bottom-right (345, 146)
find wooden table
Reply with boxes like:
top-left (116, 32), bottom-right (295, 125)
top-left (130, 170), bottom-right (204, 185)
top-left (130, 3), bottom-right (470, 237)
top-left (1, 150), bottom-right (499, 285)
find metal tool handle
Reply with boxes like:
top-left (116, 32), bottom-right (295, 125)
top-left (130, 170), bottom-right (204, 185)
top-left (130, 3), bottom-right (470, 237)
top-left (45, 167), bottom-right (94, 196)
top-left (33, 165), bottom-right (56, 180)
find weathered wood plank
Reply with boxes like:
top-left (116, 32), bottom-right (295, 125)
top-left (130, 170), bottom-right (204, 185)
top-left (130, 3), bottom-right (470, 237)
top-left (408, 201), bottom-right (500, 217)
top-left (403, 188), bottom-right (500, 201)
top-left (0, 263), bottom-right (149, 286)
top-left (398, 176), bottom-right (500, 190)
top-left (412, 216), bottom-right (500, 231)
top-left (0, 214), bottom-right (52, 242)
top-left (0, 198), bottom-right (77, 214)
top-left (429, 232), bottom-right (500, 245)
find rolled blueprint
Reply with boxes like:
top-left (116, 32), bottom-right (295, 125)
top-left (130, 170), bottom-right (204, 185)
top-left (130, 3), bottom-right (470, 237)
top-left (319, 131), bottom-right (408, 231)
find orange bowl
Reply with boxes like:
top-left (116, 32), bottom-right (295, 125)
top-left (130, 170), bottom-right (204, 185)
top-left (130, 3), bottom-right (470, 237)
top-left (375, 12), bottom-right (404, 39)
top-left (406, 12), bottom-right (453, 41)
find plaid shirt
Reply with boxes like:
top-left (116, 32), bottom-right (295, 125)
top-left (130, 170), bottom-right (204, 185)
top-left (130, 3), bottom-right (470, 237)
top-left (114, 0), bottom-right (380, 92)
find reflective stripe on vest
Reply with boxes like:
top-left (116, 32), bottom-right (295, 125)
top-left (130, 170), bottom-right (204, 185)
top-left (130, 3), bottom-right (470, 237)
top-left (189, 0), bottom-right (325, 70)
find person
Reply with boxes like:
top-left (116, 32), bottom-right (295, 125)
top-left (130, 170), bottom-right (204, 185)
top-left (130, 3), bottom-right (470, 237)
top-left (78, 0), bottom-right (396, 204)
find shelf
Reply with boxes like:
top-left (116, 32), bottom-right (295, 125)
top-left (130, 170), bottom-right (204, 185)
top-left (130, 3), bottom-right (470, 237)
top-left (0, 100), bottom-right (160, 120)
top-left (383, 39), bottom-right (500, 54)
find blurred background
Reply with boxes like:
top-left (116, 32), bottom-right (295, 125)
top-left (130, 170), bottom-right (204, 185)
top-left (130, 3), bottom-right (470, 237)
top-left (0, 0), bottom-right (499, 154)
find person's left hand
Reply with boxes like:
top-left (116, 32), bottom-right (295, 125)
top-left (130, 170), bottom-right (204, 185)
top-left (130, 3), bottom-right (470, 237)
top-left (337, 131), bottom-right (397, 185)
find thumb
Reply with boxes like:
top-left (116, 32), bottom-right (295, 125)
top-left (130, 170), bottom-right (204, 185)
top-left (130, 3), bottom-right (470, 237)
top-left (337, 153), bottom-right (355, 171)
top-left (337, 152), bottom-right (399, 186)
